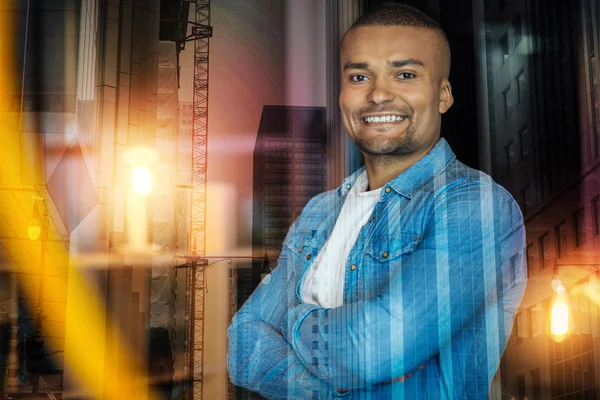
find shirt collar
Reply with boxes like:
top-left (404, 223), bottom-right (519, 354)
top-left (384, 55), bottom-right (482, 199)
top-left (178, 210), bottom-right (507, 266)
top-left (337, 167), bottom-right (367, 196)
top-left (336, 138), bottom-right (456, 199)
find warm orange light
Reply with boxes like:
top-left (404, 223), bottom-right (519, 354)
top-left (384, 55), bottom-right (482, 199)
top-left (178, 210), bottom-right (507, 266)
top-left (131, 165), bottom-right (153, 196)
top-left (551, 296), bottom-right (569, 336)
top-left (27, 219), bottom-right (41, 241)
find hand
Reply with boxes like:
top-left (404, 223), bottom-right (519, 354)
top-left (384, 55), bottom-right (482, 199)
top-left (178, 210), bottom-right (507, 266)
top-left (337, 364), bottom-right (426, 392)
top-left (390, 363), bottom-right (425, 384)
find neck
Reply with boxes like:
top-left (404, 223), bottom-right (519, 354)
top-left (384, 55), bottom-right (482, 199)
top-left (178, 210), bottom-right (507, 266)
top-left (364, 140), bottom-right (438, 190)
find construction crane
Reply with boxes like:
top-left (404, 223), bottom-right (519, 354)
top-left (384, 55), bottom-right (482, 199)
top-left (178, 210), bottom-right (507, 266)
top-left (182, 1), bottom-right (212, 398)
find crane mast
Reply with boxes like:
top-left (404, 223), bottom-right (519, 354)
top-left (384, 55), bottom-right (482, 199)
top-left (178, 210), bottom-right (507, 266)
top-left (186, 1), bottom-right (211, 398)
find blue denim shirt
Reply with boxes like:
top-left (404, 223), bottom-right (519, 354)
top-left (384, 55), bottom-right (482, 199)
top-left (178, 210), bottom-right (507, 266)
top-left (228, 139), bottom-right (526, 399)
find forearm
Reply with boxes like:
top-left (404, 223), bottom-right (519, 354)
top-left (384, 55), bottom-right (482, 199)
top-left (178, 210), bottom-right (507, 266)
top-left (281, 184), bottom-right (527, 390)
top-left (282, 278), bottom-right (525, 390)
top-left (228, 310), bottom-right (331, 399)
top-left (281, 296), bottom-right (426, 389)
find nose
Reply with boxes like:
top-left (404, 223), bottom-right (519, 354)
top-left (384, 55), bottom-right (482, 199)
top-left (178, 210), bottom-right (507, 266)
top-left (367, 77), bottom-right (394, 105)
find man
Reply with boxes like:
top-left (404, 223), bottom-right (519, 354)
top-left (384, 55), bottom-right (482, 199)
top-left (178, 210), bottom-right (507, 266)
top-left (228, 4), bottom-right (526, 399)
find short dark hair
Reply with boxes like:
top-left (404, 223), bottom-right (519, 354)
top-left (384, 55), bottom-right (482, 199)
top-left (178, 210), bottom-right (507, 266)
top-left (345, 3), bottom-right (451, 79)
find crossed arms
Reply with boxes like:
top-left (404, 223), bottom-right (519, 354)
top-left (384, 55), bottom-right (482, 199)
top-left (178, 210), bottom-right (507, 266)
top-left (227, 182), bottom-right (526, 399)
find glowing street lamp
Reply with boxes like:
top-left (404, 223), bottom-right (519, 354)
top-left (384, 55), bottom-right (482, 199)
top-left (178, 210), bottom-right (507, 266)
top-left (550, 262), bottom-right (569, 338)
top-left (131, 165), bottom-right (153, 196)
top-left (27, 196), bottom-right (45, 241)
top-left (27, 219), bottom-right (41, 241)
top-left (551, 295), bottom-right (569, 336)
top-left (123, 146), bottom-right (159, 252)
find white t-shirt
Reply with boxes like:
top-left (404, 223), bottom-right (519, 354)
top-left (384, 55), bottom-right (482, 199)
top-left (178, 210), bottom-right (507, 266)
top-left (300, 171), bottom-right (382, 308)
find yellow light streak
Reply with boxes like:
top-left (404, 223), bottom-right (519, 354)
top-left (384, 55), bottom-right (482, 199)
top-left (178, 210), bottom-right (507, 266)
top-left (0, 2), bottom-right (157, 398)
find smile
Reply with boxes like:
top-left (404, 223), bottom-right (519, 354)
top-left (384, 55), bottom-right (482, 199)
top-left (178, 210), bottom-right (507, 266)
top-left (363, 115), bottom-right (406, 124)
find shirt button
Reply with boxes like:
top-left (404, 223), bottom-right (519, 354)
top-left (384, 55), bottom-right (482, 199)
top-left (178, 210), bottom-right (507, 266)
top-left (350, 264), bottom-right (356, 271)
top-left (385, 187), bottom-right (391, 194)
top-left (382, 252), bottom-right (389, 258)
top-left (368, 217), bottom-right (374, 222)
top-left (306, 254), bottom-right (312, 260)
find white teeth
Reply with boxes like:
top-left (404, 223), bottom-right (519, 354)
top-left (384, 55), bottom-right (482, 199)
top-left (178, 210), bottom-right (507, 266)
top-left (364, 115), bottom-right (405, 124)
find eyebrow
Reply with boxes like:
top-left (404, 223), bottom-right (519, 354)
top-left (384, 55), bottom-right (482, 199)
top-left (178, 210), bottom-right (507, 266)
top-left (390, 59), bottom-right (424, 68)
top-left (343, 58), bottom-right (425, 71)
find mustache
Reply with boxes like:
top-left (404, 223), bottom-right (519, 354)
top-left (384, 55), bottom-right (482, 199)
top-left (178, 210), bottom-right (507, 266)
top-left (353, 105), bottom-right (414, 119)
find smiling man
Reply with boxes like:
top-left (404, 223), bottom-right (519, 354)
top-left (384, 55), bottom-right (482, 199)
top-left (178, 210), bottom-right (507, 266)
top-left (228, 4), bottom-right (526, 399)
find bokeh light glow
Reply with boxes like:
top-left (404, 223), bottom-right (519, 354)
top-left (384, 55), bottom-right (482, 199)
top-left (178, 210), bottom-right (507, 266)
top-left (27, 219), bottom-right (41, 240)
top-left (551, 296), bottom-right (569, 336)
top-left (132, 166), bottom-right (153, 196)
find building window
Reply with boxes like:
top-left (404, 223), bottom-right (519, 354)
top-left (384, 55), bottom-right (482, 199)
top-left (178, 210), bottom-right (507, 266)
top-left (591, 86), bottom-right (599, 159)
top-left (531, 304), bottom-right (543, 338)
top-left (555, 220), bottom-right (569, 258)
top-left (590, 55), bottom-right (598, 88)
top-left (593, 196), bottom-right (600, 236)
top-left (509, 255), bottom-right (518, 283)
top-left (516, 373), bottom-right (526, 399)
top-left (573, 207), bottom-right (586, 247)
top-left (505, 139), bottom-right (515, 173)
top-left (499, 0), bottom-right (507, 12)
top-left (517, 69), bottom-right (526, 103)
top-left (500, 33), bottom-right (509, 64)
top-left (520, 185), bottom-right (532, 215)
top-left (513, 15), bottom-right (523, 46)
top-left (531, 368), bottom-right (541, 400)
top-left (503, 85), bottom-right (511, 118)
top-left (538, 232), bottom-right (553, 269)
top-left (585, 0), bottom-right (599, 161)
top-left (516, 311), bottom-right (528, 344)
top-left (519, 125), bottom-right (529, 159)
top-left (526, 244), bottom-right (537, 276)
top-left (549, 286), bottom-right (595, 398)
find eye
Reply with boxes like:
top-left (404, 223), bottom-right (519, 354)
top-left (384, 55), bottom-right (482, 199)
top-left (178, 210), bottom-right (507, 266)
top-left (397, 72), bottom-right (416, 80)
top-left (349, 74), bottom-right (369, 83)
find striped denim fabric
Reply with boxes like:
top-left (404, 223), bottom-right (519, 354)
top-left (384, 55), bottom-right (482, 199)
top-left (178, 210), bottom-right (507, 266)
top-left (228, 139), bottom-right (526, 399)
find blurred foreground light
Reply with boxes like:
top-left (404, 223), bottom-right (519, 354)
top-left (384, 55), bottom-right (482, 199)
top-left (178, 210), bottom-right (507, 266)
top-left (551, 296), bottom-right (569, 336)
top-left (27, 219), bottom-right (41, 241)
top-left (132, 166), bottom-right (153, 196)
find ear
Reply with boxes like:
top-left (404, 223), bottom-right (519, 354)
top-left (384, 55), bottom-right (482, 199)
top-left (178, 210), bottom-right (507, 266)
top-left (439, 79), bottom-right (454, 114)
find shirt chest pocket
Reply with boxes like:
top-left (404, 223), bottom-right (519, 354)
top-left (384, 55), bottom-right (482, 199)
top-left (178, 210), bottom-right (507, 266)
top-left (365, 233), bottom-right (420, 262)
top-left (284, 230), bottom-right (315, 255)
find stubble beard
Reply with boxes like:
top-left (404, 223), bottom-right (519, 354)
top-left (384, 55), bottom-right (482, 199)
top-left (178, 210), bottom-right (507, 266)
top-left (352, 115), bottom-right (418, 158)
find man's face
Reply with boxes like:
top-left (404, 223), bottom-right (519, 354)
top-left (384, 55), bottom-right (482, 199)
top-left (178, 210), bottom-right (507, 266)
top-left (339, 25), bottom-right (453, 158)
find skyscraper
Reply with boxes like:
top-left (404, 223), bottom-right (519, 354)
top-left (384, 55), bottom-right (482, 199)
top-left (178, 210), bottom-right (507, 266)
top-left (475, 0), bottom-right (600, 398)
top-left (252, 105), bottom-right (327, 288)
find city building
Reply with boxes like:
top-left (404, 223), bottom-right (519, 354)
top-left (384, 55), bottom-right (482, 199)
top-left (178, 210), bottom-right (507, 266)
top-left (0, 0), bottom-right (190, 397)
top-left (251, 105), bottom-right (327, 287)
top-left (476, 0), bottom-right (600, 398)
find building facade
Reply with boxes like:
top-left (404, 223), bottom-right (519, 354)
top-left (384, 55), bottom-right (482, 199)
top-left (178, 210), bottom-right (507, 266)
top-left (0, 0), bottom-right (189, 397)
top-left (476, 0), bottom-right (600, 399)
top-left (251, 105), bottom-right (327, 287)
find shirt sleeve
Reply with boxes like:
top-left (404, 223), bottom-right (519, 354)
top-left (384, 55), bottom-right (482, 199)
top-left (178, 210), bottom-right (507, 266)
top-left (227, 220), bottom-right (333, 399)
top-left (280, 181), bottom-right (527, 391)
